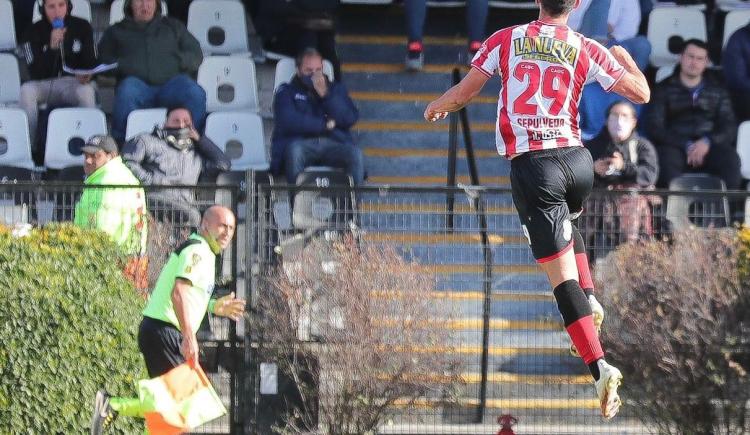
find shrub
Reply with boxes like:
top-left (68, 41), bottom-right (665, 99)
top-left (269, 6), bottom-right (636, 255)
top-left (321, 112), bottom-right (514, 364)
top-left (0, 223), bottom-right (146, 434)
top-left (256, 237), bottom-right (462, 434)
top-left (598, 229), bottom-right (750, 434)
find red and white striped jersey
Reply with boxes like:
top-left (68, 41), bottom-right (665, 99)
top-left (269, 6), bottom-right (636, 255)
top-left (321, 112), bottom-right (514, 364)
top-left (471, 20), bottom-right (626, 158)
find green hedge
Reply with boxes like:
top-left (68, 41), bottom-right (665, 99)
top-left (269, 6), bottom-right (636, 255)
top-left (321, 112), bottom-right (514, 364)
top-left (0, 224), bottom-right (146, 434)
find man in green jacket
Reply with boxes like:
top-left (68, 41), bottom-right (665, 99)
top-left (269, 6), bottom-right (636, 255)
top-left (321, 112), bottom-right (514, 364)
top-left (98, 0), bottom-right (206, 143)
top-left (74, 135), bottom-right (149, 279)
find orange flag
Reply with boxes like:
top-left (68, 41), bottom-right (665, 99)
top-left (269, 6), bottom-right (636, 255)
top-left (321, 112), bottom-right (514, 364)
top-left (138, 363), bottom-right (226, 434)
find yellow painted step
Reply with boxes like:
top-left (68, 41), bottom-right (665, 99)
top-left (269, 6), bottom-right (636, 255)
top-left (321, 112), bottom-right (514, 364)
top-left (351, 91), bottom-right (497, 104)
top-left (380, 371), bottom-right (590, 385)
top-left (388, 345), bottom-right (567, 357)
top-left (393, 397), bottom-right (600, 410)
top-left (339, 34), bottom-right (468, 46)
top-left (426, 264), bottom-right (540, 274)
top-left (368, 175), bottom-right (508, 185)
top-left (363, 147), bottom-right (500, 159)
top-left (357, 120), bottom-right (496, 132)
top-left (375, 317), bottom-right (561, 331)
top-left (363, 232), bottom-right (520, 245)
top-left (359, 203), bottom-right (515, 215)
top-left (426, 291), bottom-right (553, 302)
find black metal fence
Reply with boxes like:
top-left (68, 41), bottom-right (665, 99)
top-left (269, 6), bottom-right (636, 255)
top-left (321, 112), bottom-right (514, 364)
top-left (2, 178), bottom-right (749, 434)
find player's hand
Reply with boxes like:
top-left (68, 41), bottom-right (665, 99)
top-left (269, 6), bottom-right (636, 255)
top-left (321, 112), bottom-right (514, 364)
top-left (588, 294), bottom-right (605, 331)
top-left (213, 292), bottom-right (246, 321)
top-left (181, 334), bottom-right (200, 365)
top-left (424, 102), bottom-right (448, 122)
top-left (610, 151), bottom-right (624, 171)
top-left (188, 126), bottom-right (200, 141)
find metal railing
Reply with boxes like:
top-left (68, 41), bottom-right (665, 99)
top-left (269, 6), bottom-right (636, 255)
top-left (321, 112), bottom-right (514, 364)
top-left (2, 179), bottom-right (749, 434)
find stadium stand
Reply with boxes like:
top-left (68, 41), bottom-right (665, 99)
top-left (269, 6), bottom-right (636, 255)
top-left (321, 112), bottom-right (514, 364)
top-left (647, 6), bottom-right (707, 67)
top-left (187, 0), bottom-right (250, 56)
top-left (0, 0), bottom-right (17, 52)
top-left (198, 56), bottom-right (259, 112)
top-left (0, 53), bottom-right (21, 106)
top-left (125, 108), bottom-right (167, 141)
top-left (43, 107), bottom-right (106, 170)
top-left (204, 111), bottom-right (268, 171)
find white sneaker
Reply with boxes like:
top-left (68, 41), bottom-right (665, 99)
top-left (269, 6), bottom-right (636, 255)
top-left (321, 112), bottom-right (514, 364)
top-left (570, 294), bottom-right (605, 357)
top-left (594, 359), bottom-right (622, 419)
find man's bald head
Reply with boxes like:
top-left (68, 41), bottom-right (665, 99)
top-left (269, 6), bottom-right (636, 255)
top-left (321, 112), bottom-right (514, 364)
top-left (200, 205), bottom-right (236, 252)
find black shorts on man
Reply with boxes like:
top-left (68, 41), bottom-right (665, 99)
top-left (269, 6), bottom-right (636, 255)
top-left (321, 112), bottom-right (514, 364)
top-left (510, 146), bottom-right (594, 261)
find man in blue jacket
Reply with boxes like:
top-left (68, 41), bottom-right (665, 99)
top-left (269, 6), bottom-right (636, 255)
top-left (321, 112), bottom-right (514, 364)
top-left (271, 48), bottom-right (364, 185)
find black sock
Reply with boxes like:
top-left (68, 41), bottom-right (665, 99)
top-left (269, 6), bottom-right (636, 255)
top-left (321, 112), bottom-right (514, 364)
top-left (588, 359), bottom-right (601, 381)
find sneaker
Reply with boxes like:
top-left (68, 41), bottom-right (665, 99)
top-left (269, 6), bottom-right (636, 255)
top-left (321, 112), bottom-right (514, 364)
top-left (594, 359), bottom-right (623, 419)
top-left (570, 294), bottom-right (605, 357)
top-left (405, 41), bottom-right (424, 72)
top-left (90, 390), bottom-right (118, 435)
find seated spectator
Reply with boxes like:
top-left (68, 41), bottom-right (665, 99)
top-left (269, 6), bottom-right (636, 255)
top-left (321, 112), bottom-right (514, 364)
top-left (405, 0), bottom-right (488, 71)
top-left (647, 39), bottom-right (741, 189)
top-left (722, 21), bottom-right (750, 122)
top-left (122, 107), bottom-right (231, 225)
top-left (569, 0), bottom-right (651, 139)
top-left (271, 48), bottom-right (364, 185)
top-left (255, 0), bottom-right (342, 81)
top-left (98, 0), bottom-right (206, 144)
top-left (19, 0), bottom-right (97, 152)
top-left (585, 101), bottom-right (659, 244)
top-left (74, 135), bottom-right (149, 288)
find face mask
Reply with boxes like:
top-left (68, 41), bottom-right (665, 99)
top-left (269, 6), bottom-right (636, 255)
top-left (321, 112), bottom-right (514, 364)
top-left (607, 117), bottom-right (633, 140)
top-left (160, 127), bottom-right (193, 151)
top-left (300, 74), bottom-right (315, 90)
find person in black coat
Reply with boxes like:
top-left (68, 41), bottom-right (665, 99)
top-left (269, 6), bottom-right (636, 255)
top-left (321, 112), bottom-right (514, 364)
top-left (18, 0), bottom-right (97, 149)
top-left (647, 39), bottom-right (740, 189)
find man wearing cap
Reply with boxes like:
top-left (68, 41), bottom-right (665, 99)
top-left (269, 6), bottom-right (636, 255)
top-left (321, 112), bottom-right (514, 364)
top-left (74, 135), bottom-right (149, 287)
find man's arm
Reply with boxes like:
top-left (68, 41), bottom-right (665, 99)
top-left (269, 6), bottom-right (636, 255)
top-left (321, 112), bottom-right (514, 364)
top-left (176, 20), bottom-right (203, 73)
top-left (424, 68), bottom-right (490, 122)
top-left (195, 136), bottom-right (231, 172)
top-left (608, 46), bottom-right (650, 104)
top-left (722, 33), bottom-right (750, 94)
top-left (122, 136), bottom-right (164, 185)
top-left (321, 83), bottom-right (359, 130)
top-left (274, 86), bottom-right (327, 135)
top-left (707, 87), bottom-right (737, 150)
top-left (172, 277), bottom-right (199, 365)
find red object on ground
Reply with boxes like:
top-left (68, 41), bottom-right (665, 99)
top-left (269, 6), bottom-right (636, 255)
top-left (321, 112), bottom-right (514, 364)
top-left (497, 414), bottom-right (518, 435)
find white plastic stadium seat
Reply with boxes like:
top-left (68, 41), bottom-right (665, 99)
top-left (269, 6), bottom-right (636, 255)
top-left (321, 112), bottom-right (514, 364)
top-left (0, 54), bottom-right (20, 106)
top-left (0, 109), bottom-right (34, 170)
top-left (205, 111), bottom-right (268, 171)
top-left (340, 0), bottom-right (392, 3)
top-left (109, 0), bottom-right (166, 24)
top-left (273, 58), bottom-right (335, 93)
top-left (0, 0), bottom-right (16, 51)
top-left (198, 56), bottom-right (258, 112)
top-left (723, 10), bottom-right (750, 50)
top-left (33, 0), bottom-right (92, 22)
top-left (187, 0), bottom-right (249, 55)
top-left (44, 108), bottom-right (106, 169)
top-left (655, 65), bottom-right (675, 83)
top-left (737, 121), bottom-right (750, 180)
top-left (647, 7), bottom-right (706, 68)
top-left (125, 108), bottom-right (167, 141)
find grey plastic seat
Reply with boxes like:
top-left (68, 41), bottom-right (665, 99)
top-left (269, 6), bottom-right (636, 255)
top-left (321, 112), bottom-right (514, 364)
top-left (666, 174), bottom-right (730, 230)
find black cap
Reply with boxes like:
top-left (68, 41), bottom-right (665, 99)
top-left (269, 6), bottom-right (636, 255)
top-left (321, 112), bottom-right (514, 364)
top-left (81, 135), bottom-right (118, 154)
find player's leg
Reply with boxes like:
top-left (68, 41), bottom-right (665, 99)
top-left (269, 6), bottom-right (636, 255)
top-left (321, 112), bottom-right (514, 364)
top-left (569, 223), bottom-right (604, 357)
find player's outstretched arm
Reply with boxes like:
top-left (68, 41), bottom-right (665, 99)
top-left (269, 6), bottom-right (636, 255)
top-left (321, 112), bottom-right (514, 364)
top-left (608, 45), bottom-right (650, 104)
top-left (424, 68), bottom-right (490, 122)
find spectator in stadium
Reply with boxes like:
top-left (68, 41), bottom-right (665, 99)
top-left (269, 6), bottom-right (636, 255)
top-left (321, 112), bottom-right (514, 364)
top-left (19, 0), bottom-right (97, 151)
top-left (404, 0), bottom-right (488, 71)
top-left (271, 48), bottom-right (364, 185)
top-left (647, 39), bottom-right (741, 189)
top-left (98, 0), bottom-right (206, 144)
top-left (585, 101), bottom-right (659, 245)
top-left (254, 0), bottom-right (342, 81)
top-left (122, 107), bottom-right (231, 225)
top-left (568, 0), bottom-right (651, 139)
top-left (74, 134), bottom-right (149, 289)
top-left (722, 21), bottom-right (750, 122)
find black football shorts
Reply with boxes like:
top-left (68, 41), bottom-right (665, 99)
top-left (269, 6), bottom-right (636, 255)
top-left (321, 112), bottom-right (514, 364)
top-left (510, 146), bottom-right (593, 262)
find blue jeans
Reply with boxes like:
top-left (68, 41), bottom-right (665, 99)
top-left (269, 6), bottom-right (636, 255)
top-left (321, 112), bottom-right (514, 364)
top-left (112, 74), bottom-right (207, 143)
top-left (285, 137), bottom-right (365, 185)
top-left (405, 0), bottom-right (488, 44)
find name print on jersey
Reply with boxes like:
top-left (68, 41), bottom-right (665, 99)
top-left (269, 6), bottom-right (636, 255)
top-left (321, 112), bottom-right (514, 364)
top-left (513, 36), bottom-right (579, 66)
